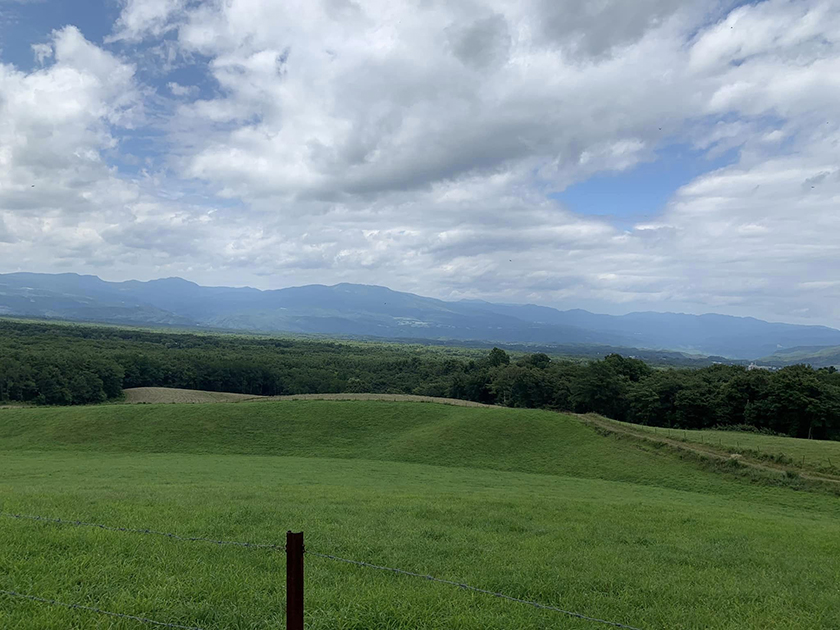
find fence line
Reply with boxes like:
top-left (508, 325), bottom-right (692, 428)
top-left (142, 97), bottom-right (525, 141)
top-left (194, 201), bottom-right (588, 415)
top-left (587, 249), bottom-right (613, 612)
top-left (0, 590), bottom-right (206, 630)
top-left (2, 511), bottom-right (644, 630)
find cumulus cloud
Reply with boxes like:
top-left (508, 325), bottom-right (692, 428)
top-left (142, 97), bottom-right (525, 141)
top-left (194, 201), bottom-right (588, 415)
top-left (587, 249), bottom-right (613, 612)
top-left (0, 26), bottom-right (139, 216)
top-left (1, 0), bottom-right (839, 326)
top-left (0, 26), bottom-right (211, 274)
top-left (174, 0), bottom-right (698, 200)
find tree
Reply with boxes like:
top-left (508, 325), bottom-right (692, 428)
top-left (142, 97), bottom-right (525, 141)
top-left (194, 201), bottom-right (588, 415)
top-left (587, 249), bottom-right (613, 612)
top-left (716, 369), bottom-right (769, 427)
top-left (490, 365), bottom-right (552, 408)
top-left (448, 370), bottom-right (495, 404)
top-left (674, 385), bottom-right (715, 429)
top-left (761, 365), bottom-right (823, 438)
top-left (35, 366), bottom-right (72, 405)
top-left (603, 354), bottom-right (653, 382)
top-left (487, 347), bottom-right (510, 367)
top-left (570, 361), bottom-right (629, 420)
top-left (67, 371), bottom-right (107, 405)
top-left (627, 381), bottom-right (660, 425)
top-left (519, 353), bottom-right (551, 369)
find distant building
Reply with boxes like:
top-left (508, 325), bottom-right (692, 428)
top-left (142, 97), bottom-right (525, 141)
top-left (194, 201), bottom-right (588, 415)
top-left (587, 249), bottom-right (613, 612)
top-left (747, 363), bottom-right (775, 371)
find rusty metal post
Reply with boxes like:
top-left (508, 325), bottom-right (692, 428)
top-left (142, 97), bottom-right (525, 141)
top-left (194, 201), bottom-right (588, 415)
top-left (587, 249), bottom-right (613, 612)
top-left (286, 531), bottom-right (304, 630)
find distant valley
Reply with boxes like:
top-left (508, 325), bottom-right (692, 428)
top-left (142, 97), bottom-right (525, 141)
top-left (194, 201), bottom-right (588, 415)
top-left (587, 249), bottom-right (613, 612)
top-left (2, 271), bottom-right (840, 361)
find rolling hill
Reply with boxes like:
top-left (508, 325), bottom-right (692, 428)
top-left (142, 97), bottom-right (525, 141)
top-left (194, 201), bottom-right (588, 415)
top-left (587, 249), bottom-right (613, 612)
top-left (3, 271), bottom-right (840, 358)
top-left (760, 345), bottom-right (840, 368)
top-left (2, 400), bottom-right (839, 629)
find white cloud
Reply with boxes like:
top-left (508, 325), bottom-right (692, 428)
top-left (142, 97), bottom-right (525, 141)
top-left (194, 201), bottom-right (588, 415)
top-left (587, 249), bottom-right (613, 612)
top-left (0, 27), bottom-right (190, 271)
top-left (107, 0), bottom-right (185, 42)
top-left (1, 0), bottom-right (840, 327)
top-left (30, 42), bottom-right (52, 64)
top-left (173, 1), bottom-right (701, 200)
top-left (167, 81), bottom-right (197, 97)
top-left (0, 26), bottom-right (139, 210)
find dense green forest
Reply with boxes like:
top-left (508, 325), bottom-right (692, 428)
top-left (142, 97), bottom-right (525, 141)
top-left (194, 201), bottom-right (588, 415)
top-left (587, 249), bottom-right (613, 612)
top-left (1, 320), bottom-right (838, 440)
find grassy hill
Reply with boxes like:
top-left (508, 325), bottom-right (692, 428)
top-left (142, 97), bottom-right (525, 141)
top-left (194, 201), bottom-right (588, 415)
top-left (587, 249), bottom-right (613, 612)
top-left (612, 420), bottom-right (840, 475)
top-left (2, 401), bottom-right (839, 629)
top-left (762, 345), bottom-right (840, 368)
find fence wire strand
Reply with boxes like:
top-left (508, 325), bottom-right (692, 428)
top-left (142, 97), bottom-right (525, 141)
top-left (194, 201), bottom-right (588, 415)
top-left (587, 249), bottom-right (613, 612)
top-left (0, 590), bottom-right (206, 630)
top-left (307, 551), bottom-right (643, 630)
top-left (0, 512), bottom-right (282, 550)
top-left (2, 510), bottom-right (644, 630)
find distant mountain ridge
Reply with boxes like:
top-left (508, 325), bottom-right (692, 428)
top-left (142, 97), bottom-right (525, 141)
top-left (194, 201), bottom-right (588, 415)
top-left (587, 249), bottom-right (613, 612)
top-left (2, 271), bottom-right (840, 360)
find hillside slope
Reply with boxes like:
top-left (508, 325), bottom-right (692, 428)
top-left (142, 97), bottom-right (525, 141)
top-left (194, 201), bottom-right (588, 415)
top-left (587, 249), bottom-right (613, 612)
top-left (0, 400), bottom-right (827, 500)
top-left (761, 345), bottom-right (840, 368)
top-left (3, 401), bottom-right (840, 629)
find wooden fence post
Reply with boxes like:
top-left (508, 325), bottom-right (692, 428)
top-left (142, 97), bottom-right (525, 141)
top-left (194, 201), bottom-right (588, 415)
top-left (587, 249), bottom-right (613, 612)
top-left (287, 531), bottom-right (304, 630)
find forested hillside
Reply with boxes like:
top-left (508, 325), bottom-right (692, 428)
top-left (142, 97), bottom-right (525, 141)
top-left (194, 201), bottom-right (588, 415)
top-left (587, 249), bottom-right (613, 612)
top-left (1, 320), bottom-right (838, 440)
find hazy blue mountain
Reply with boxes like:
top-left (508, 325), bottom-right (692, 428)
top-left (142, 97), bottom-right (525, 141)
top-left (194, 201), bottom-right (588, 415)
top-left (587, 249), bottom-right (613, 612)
top-left (0, 273), bottom-right (194, 326)
top-left (462, 301), bottom-right (840, 358)
top-left (2, 272), bottom-right (840, 359)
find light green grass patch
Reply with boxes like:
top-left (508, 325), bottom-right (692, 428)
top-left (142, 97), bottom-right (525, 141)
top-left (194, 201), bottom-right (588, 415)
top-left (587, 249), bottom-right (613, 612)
top-left (625, 422), bottom-right (840, 472)
top-left (1, 401), bottom-right (839, 629)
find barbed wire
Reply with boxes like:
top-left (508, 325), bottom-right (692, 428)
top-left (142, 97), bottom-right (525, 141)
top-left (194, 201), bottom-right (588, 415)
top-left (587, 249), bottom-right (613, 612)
top-left (307, 551), bottom-right (644, 630)
top-left (0, 512), bottom-right (282, 550)
top-left (2, 510), bottom-right (643, 629)
top-left (0, 590), bottom-right (206, 630)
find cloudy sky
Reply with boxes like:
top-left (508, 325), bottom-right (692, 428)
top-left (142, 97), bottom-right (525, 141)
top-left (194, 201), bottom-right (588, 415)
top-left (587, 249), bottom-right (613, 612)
top-left (0, 0), bottom-right (838, 324)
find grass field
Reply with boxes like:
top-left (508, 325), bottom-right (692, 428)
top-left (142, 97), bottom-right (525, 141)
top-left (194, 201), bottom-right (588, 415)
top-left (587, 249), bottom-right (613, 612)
top-left (617, 421), bottom-right (840, 474)
top-left (1, 400), bottom-right (839, 629)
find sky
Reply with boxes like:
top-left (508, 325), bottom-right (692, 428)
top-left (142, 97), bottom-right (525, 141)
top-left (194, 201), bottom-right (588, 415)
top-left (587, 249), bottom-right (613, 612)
top-left (0, 0), bottom-right (839, 325)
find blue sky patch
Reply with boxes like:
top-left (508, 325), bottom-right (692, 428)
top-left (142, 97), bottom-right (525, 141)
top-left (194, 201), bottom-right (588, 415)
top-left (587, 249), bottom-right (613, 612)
top-left (553, 144), bottom-right (739, 226)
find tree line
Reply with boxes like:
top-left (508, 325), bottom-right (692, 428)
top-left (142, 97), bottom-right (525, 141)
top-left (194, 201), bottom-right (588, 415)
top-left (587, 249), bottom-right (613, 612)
top-left (1, 320), bottom-right (838, 440)
top-left (456, 349), bottom-right (840, 440)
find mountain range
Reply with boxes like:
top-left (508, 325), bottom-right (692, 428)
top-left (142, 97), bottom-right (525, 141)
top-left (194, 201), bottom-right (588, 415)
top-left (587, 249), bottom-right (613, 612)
top-left (2, 272), bottom-right (840, 360)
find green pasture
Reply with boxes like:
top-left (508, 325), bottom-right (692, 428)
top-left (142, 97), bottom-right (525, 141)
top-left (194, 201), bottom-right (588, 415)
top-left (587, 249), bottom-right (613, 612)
top-left (623, 421), bottom-right (840, 473)
top-left (1, 401), bottom-right (839, 629)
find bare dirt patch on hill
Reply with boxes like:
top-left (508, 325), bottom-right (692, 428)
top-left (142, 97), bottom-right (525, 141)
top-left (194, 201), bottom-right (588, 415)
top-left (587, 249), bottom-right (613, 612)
top-left (123, 387), bottom-right (261, 404)
top-left (122, 388), bottom-right (493, 407)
